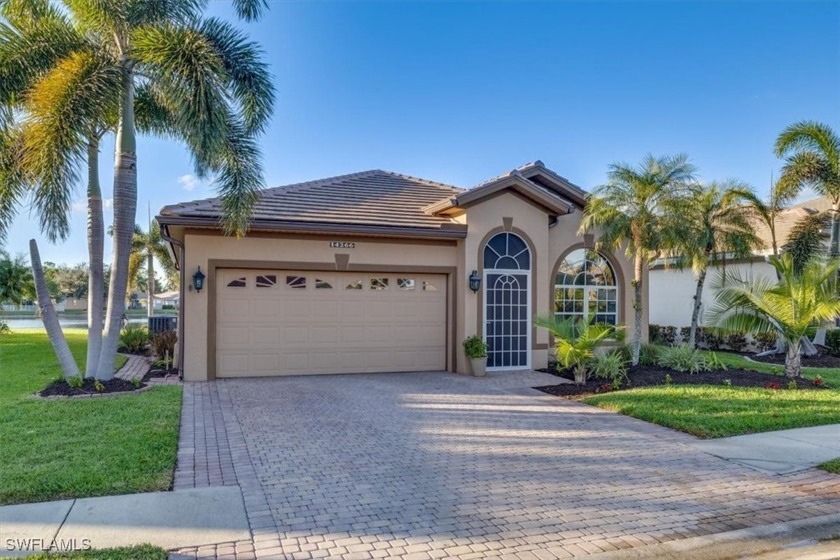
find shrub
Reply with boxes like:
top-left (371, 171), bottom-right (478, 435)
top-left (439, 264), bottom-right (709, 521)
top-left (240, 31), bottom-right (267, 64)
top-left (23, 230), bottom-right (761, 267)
top-left (161, 304), bottom-right (176, 310)
top-left (825, 329), bottom-right (840, 357)
top-left (657, 344), bottom-right (708, 374)
top-left (814, 376), bottom-right (825, 387)
top-left (724, 332), bottom-right (748, 352)
top-left (0, 320), bottom-right (9, 335)
top-left (590, 351), bottom-right (628, 383)
top-left (754, 331), bottom-right (778, 352)
top-left (663, 373), bottom-right (673, 385)
top-left (787, 380), bottom-right (798, 390)
top-left (705, 351), bottom-right (728, 371)
top-left (679, 327), bottom-right (691, 345)
top-left (150, 330), bottom-right (177, 360)
top-left (94, 380), bottom-right (105, 393)
top-left (463, 335), bottom-right (487, 359)
top-left (649, 324), bottom-right (677, 346)
top-left (648, 324), bottom-right (662, 344)
top-left (638, 343), bottom-right (660, 366)
top-left (119, 324), bottom-right (149, 354)
top-left (704, 329), bottom-right (724, 350)
top-left (67, 375), bottom-right (84, 389)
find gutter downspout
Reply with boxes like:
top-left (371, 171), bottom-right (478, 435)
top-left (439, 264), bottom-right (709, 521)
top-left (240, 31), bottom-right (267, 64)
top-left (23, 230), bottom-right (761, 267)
top-left (160, 225), bottom-right (186, 381)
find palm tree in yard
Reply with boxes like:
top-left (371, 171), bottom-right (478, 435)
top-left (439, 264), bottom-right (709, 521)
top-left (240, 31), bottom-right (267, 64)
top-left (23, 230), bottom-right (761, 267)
top-left (740, 176), bottom-right (801, 260)
top-left (580, 154), bottom-right (697, 365)
top-left (673, 181), bottom-right (760, 348)
top-left (129, 221), bottom-right (175, 318)
top-left (776, 121), bottom-right (840, 257)
top-left (711, 254), bottom-right (840, 378)
top-left (0, 0), bottom-right (274, 379)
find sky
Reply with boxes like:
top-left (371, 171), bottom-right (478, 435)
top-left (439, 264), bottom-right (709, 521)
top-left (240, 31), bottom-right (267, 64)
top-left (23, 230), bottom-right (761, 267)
top-left (4, 0), bottom-right (840, 265)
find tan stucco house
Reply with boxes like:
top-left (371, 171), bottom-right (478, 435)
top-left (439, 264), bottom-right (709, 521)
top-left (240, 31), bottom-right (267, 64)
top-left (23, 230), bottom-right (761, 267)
top-left (158, 161), bottom-right (645, 381)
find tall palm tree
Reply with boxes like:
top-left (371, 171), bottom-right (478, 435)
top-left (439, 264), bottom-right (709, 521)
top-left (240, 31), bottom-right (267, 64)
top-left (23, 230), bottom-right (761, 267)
top-left (740, 175), bottom-right (801, 260)
top-left (711, 254), bottom-right (840, 378)
top-left (783, 211), bottom-right (830, 275)
top-left (672, 181), bottom-right (760, 348)
top-left (0, 0), bottom-right (274, 379)
top-left (775, 121), bottom-right (840, 257)
top-left (128, 221), bottom-right (175, 317)
top-left (580, 154), bottom-right (697, 365)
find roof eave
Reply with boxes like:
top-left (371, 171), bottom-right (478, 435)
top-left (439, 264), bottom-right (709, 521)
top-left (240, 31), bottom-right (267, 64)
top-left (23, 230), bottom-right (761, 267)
top-left (156, 215), bottom-right (468, 240)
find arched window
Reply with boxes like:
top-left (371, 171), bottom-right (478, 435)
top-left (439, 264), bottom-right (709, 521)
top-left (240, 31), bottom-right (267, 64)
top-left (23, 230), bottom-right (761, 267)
top-left (484, 232), bottom-right (530, 270)
top-left (554, 249), bottom-right (618, 325)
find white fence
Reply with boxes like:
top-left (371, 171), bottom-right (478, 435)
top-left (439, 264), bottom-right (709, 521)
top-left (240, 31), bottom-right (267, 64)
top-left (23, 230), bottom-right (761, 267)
top-left (1, 301), bottom-right (66, 313)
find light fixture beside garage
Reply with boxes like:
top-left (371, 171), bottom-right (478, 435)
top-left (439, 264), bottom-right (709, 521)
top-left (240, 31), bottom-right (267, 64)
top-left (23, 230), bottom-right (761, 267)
top-left (192, 266), bottom-right (206, 293)
top-left (469, 270), bottom-right (481, 293)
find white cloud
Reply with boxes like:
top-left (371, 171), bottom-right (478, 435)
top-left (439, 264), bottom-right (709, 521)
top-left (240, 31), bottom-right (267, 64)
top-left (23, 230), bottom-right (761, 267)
top-left (178, 174), bottom-right (201, 191)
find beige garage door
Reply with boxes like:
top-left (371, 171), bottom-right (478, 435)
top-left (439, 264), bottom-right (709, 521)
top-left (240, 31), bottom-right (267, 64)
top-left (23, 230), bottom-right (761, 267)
top-left (216, 269), bottom-right (448, 377)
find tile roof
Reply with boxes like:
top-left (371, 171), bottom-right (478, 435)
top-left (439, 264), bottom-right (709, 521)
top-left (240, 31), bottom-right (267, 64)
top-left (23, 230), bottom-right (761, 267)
top-left (159, 170), bottom-right (464, 231)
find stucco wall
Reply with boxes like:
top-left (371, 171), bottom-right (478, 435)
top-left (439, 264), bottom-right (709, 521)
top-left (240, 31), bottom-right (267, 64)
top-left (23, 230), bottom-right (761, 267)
top-left (649, 261), bottom-right (776, 327)
top-left (181, 231), bottom-right (460, 381)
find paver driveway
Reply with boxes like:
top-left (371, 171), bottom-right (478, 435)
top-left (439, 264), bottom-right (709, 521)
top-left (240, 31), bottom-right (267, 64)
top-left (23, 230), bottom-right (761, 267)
top-left (171, 371), bottom-right (840, 559)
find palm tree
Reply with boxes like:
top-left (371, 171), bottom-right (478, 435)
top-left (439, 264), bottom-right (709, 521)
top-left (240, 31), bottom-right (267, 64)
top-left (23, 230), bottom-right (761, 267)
top-left (0, 249), bottom-right (33, 304)
top-left (128, 221), bottom-right (175, 317)
top-left (783, 212), bottom-right (830, 275)
top-left (534, 316), bottom-right (613, 384)
top-left (740, 175), bottom-right (801, 259)
top-left (775, 121), bottom-right (840, 257)
top-left (672, 181), bottom-right (760, 348)
top-left (710, 254), bottom-right (840, 378)
top-left (580, 154), bottom-right (697, 365)
top-left (0, 0), bottom-right (274, 379)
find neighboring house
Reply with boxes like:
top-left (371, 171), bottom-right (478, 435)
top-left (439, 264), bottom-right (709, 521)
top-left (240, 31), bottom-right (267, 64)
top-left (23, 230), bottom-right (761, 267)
top-left (153, 290), bottom-right (180, 309)
top-left (649, 197), bottom-right (830, 327)
top-left (158, 161), bottom-right (646, 381)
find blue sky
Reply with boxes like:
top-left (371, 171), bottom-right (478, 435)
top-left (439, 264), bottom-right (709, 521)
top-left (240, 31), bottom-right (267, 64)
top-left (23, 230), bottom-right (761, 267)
top-left (5, 0), bottom-right (840, 264)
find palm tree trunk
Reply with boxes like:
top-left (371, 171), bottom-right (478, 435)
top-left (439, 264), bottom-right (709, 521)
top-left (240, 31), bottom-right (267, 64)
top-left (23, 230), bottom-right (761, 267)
top-left (631, 252), bottom-right (644, 366)
top-left (96, 69), bottom-right (137, 380)
top-left (830, 201), bottom-right (840, 258)
top-left (784, 339), bottom-right (801, 378)
top-left (688, 268), bottom-right (707, 348)
top-left (30, 240), bottom-right (80, 379)
top-left (147, 248), bottom-right (154, 318)
top-left (85, 137), bottom-right (104, 378)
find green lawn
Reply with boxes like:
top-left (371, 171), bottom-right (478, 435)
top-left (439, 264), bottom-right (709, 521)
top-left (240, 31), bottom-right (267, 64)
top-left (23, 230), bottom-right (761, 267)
top-left (709, 350), bottom-right (840, 387)
top-left (28, 545), bottom-right (166, 559)
top-left (0, 330), bottom-right (182, 504)
top-left (584, 384), bottom-right (840, 439)
top-left (819, 458), bottom-right (840, 475)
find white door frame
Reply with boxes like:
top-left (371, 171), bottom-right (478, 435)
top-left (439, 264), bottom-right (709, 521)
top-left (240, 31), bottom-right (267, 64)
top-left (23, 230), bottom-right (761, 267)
top-left (483, 269), bottom-right (531, 371)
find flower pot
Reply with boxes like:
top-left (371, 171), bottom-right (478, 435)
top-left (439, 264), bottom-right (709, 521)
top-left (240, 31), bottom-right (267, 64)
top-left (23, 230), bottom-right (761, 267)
top-left (470, 357), bottom-right (487, 377)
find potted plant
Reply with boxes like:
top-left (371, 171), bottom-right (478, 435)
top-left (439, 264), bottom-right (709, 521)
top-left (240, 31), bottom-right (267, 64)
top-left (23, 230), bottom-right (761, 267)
top-left (463, 335), bottom-right (488, 377)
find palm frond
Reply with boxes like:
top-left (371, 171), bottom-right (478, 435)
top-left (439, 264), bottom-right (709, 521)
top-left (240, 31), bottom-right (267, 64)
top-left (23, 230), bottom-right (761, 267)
top-left (213, 116), bottom-right (264, 236)
top-left (231, 0), bottom-right (268, 22)
top-left (0, 124), bottom-right (27, 242)
top-left (126, 0), bottom-right (204, 26)
top-left (197, 17), bottom-right (274, 134)
top-left (775, 120), bottom-right (840, 170)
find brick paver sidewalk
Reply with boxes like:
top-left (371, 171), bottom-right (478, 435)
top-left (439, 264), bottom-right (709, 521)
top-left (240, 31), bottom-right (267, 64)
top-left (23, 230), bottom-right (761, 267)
top-left (170, 371), bottom-right (840, 559)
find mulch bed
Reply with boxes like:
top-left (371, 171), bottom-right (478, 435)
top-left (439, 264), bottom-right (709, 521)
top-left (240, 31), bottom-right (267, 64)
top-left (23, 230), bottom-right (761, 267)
top-left (143, 366), bottom-right (179, 382)
top-left (743, 349), bottom-right (840, 368)
top-left (535, 365), bottom-right (827, 399)
top-left (39, 377), bottom-right (146, 397)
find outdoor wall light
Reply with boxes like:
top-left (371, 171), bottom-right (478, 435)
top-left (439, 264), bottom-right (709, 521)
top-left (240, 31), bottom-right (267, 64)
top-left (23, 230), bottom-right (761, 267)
top-left (192, 266), bottom-right (206, 293)
top-left (469, 270), bottom-right (481, 293)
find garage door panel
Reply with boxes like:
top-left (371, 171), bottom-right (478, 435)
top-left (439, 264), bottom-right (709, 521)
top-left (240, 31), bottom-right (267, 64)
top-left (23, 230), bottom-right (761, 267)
top-left (216, 269), bottom-right (447, 377)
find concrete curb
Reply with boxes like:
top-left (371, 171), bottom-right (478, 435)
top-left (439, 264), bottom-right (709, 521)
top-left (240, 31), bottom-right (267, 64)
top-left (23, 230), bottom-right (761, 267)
top-left (587, 513), bottom-right (840, 559)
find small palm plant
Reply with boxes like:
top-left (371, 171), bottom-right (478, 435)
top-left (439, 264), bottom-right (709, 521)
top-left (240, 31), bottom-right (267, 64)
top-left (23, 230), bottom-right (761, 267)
top-left (710, 254), bottom-right (840, 378)
top-left (534, 316), bottom-right (614, 384)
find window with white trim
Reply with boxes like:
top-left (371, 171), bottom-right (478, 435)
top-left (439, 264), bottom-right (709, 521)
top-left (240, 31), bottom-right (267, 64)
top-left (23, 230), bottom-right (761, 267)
top-left (554, 249), bottom-right (618, 326)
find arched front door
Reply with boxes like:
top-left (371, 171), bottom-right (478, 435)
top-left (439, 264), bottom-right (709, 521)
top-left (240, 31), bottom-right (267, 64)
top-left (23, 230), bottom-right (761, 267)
top-left (483, 232), bottom-right (531, 370)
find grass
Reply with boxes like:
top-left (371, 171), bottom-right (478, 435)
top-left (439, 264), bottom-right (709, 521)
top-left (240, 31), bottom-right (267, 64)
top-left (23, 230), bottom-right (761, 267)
top-left (27, 545), bottom-right (166, 559)
top-left (584, 384), bottom-right (840, 438)
top-left (707, 350), bottom-right (840, 387)
top-left (818, 457), bottom-right (840, 474)
top-left (0, 329), bottom-right (181, 505)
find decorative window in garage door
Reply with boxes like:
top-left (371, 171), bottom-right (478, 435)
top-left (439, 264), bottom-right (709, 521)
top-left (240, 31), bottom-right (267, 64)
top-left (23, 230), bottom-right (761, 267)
top-left (256, 275), bottom-right (277, 288)
top-left (554, 249), bottom-right (617, 326)
top-left (226, 277), bottom-right (246, 288)
top-left (483, 232), bottom-right (531, 370)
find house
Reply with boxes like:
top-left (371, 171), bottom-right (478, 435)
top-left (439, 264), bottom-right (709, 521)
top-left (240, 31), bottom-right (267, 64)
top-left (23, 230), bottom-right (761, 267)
top-left (648, 197), bottom-right (830, 328)
top-left (153, 290), bottom-right (180, 309)
top-left (157, 161), bottom-right (645, 381)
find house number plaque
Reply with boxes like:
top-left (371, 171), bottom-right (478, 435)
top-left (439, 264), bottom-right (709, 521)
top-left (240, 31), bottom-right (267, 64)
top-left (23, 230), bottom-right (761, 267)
top-left (329, 241), bottom-right (356, 249)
